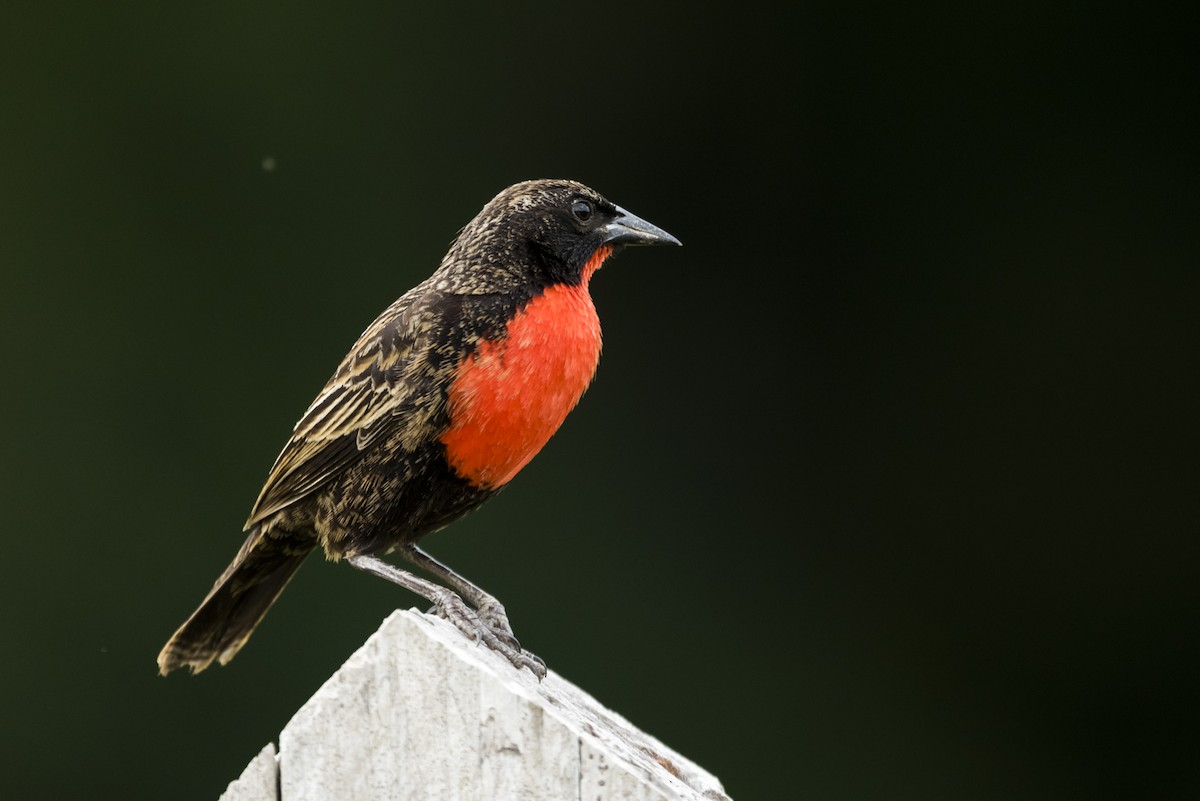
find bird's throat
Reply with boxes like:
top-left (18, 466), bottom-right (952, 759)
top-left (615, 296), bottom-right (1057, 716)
top-left (440, 247), bottom-right (610, 488)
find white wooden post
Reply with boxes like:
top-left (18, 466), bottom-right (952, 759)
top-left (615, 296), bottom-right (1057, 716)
top-left (218, 609), bottom-right (730, 801)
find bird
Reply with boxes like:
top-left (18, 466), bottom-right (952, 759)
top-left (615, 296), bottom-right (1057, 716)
top-left (157, 179), bottom-right (680, 678)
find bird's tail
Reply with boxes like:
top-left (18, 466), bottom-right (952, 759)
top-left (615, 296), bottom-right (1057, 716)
top-left (157, 528), bottom-right (313, 675)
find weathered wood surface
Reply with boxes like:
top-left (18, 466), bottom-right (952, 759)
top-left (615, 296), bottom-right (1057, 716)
top-left (218, 743), bottom-right (277, 801)
top-left (219, 609), bottom-right (730, 801)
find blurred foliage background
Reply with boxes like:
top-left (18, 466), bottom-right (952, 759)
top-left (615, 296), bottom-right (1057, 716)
top-left (1, 3), bottom-right (1195, 799)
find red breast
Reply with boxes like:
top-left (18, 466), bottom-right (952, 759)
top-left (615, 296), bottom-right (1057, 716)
top-left (440, 246), bottom-right (612, 488)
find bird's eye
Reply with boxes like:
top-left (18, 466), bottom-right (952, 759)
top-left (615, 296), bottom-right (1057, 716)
top-left (571, 200), bottom-right (593, 222)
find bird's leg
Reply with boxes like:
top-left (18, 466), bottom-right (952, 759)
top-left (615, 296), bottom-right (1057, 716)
top-left (347, 554), bottom-right (546, 680)
top-left (397, 545), bottom-right (545, 679)
top-left (399, 544), bottom-right (515, 642)
top-left (347, 554), bottom-right (477, 633)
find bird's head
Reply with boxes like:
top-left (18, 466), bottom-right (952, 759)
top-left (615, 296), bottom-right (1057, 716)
top-left (443, 179), bottom-right (681, 290)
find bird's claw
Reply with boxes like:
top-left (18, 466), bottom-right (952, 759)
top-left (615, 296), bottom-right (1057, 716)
top-left (427, 591), bottom-right (546, 680)
top-left (476, 598), bottom-right (522, 649)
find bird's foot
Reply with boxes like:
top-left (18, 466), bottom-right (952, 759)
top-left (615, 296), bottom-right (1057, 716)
top-left (427, 590), bottom-right (546, 680)
top-left (476, 598), bottom-right (520, 646)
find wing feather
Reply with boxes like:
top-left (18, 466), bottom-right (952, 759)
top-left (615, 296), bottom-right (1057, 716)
top-left (244, 292), bottom-right (439, 528)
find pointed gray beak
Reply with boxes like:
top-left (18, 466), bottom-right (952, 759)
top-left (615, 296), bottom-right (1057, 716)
top-left (599, 206), bottom-right (682, 248)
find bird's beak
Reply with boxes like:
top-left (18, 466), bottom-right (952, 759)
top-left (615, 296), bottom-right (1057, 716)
top-left (600, 206), bottom-right (682, 248)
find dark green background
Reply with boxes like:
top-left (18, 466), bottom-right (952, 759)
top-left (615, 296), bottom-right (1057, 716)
top-left (2, 3), bottom-right (1195, 799)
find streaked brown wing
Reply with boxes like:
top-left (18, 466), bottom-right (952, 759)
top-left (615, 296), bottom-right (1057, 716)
top-left (244, 297), bottom-right (430, 529)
